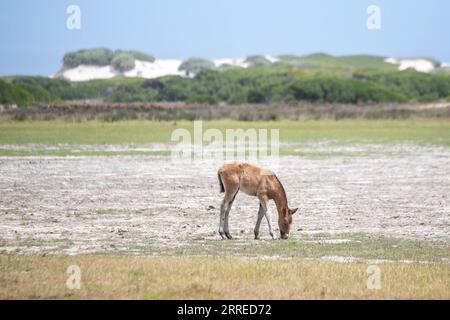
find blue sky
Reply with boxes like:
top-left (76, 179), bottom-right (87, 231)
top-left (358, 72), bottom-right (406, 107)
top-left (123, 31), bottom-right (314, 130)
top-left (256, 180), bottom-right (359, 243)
top-left (0, 0), bottom-right (449, 76)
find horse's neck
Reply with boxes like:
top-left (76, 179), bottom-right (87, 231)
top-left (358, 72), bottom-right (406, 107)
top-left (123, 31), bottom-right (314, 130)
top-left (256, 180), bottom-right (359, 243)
top-left (271, 179), bottom-right (288, 215)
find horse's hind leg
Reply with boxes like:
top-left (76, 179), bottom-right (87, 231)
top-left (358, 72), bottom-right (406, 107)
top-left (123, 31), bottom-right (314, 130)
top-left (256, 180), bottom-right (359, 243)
top-left (224, 188), bottom-right (239, 239)
top-left (219, 182), bottom-right (239, 240)
top-left (219, 202), bottom-right (227, 240)
top-left (219, 196), bottom-right (235, 239)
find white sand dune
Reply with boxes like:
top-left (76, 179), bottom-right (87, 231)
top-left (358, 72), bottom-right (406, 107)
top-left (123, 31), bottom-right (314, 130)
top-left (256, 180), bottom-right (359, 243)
top-left (265, 55), bottom-right (279, 63)
top-left (58, 65), bottom-right (118, 82)
top-left (56, 59), bottom-right (186, 82)
top-left (55, 55), bottom-right (282, 81)
top-left (124, 59), bottom-right (185, 78)
top-left (385, 57), bottom-right (436, 73)
top-left (213, 58), bottom-right (249, 68)
top-left (55, 55), bottom-right (440, 82)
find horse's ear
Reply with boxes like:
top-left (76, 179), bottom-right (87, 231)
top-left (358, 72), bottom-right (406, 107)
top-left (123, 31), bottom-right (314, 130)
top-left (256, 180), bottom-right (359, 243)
top-left (289, 208), bottom-right (298, 215)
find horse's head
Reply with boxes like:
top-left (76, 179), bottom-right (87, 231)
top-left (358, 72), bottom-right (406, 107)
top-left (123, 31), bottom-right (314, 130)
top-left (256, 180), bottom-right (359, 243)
top-left (279, 207), bottom-right (298, 239)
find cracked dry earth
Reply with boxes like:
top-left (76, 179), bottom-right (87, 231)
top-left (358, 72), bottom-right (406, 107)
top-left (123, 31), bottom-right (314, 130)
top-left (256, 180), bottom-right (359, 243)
top-left (0, 143), bottom-right (449, 255)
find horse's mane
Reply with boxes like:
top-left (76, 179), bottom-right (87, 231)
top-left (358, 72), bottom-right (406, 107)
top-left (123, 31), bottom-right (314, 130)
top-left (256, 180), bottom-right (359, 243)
top-left (274, 175), bottom-right (288, 206)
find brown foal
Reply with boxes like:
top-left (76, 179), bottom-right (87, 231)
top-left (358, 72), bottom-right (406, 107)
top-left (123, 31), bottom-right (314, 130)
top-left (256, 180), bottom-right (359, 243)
top-left (217, 162), bottom-right (298, 240)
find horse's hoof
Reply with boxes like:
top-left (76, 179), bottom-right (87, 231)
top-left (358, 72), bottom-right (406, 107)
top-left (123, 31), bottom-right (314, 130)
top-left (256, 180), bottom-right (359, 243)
top-left (225, 233), bottom-right (233, 240)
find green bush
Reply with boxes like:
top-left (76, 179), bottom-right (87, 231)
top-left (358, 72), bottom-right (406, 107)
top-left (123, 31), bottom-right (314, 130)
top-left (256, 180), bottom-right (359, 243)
top-left (369, 71), bottom-right (450, 100)
top-left (179, 58), bottom-right (216, 75)
top-left (157, 76), bottom-right (192, 101)
top-left (12, 77), bottom-right (66, 101)
top-left (247, 89), bottom-right (267, 103)
top-left (218, 63), bottom-right (243, 71)
top-left (289, 77), bottom-right (407, 103)
top-left (245, 55), bottom-right (272, 67)
top-left (0, 80), bottom-right (34, 106)
top-left (63, 48), bottom-right (114, 68)
top-left (124, 50), bottom-right (155, 62)
top-left (16, 83), bottom-right (58, 103)
top-left (62, 48), bottom-right (155, 70)
top-left (0, 79), bottom-right (63, 106)
top-left (111, 53), bottom-right (136, 72)
top-left (113, 50), bottom-right (155, 63)
top-left (106, 83), bottom-right (157, 102)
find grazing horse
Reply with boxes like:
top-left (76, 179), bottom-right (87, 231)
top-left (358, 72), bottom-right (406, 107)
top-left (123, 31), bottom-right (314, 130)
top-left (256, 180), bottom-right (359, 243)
top-left (217, 162), bottom-right (298, 240)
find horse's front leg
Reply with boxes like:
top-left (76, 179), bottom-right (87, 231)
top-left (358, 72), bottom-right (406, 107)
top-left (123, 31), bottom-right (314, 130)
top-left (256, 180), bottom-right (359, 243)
top-left (254, 203), bottom-right (265, 240)
top-left (262, 203), bottom-right (275, 240)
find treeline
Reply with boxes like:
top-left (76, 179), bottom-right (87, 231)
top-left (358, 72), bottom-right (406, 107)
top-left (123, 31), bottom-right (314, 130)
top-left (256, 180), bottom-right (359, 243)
top-left (2, 66), bottom-right (450, 107)
top-left (0, 78), bottom-right (60, 106)
top-left (62, 48), bottom-right (155, 72)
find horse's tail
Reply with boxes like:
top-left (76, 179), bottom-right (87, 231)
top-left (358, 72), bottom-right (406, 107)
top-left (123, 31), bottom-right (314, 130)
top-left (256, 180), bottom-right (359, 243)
top-left (218, 171), bottom-right (225, 193)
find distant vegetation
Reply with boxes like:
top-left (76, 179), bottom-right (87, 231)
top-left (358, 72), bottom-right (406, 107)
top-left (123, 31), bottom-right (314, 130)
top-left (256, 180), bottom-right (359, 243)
top-left (0, 80), bottom-right (34, 106)
top-left (178, 58), bottom-right (216, 75)
top-left (111, 53), bottom-right (136, 72)
top-left (115, 50), bottom-right (155, 63)
top-left (245, 55), bottom-right (272, 67)
top-left (275, 53), bottom-right (397, 70)
top-left (63, 48), bottom-right (115, 68)
top-left (0, 79), bottom-right (60, 106)
top-left (2, 52), bottom-right (450, 107)
top-left (62, 48), bottom-right (155, 71)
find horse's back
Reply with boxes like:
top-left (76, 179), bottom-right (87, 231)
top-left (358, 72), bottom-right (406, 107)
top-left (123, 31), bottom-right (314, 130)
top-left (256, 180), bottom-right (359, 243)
top-left (218, 162), bottom-right (276, 197)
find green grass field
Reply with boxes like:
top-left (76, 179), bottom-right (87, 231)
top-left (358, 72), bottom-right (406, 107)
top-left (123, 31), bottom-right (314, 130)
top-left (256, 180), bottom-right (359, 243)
top-left (0, 119), bottom-right (449, 156)
top-left (0, 119), bottom-right (450, 157)
top-left (175, 234), bottom-right (450, 263)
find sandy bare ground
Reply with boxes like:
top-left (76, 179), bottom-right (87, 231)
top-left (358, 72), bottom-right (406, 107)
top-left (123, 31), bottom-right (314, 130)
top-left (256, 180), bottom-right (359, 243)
top-left (0, 144), bottom-right (449, 255)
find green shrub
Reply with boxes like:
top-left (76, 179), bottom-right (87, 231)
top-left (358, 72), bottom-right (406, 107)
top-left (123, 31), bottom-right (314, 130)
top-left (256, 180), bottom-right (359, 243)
top-left (218, 64), bottom-right (243, 71)
top-left (124, 50), bottom-right (155, 62)
top-left (367, 70), bottom-right (450, 100)
top-left (155, 76), bottom-right (192, 101)
top-left (179, 58), bottom-right (216, 75)
top-left (63, 48), bottom-right (114, 68)
top-left (62, 48), bottom-right (155, 70)
top-left (227, 90), bottom-right (248, 104)
top-left (11, 77), bottom-right (64, 102)
top-left (16, 83), bottom-right (58, 103)
top-left (111, 53), bottom-right (136, 72)
top-left (247, 89), bottom-right (267, 103)
top-left (106, 83), bottom-right (157, 102)
top-left (289, 77), bottom-right (407, 103)
top-left (114, 50), bottom-right (155, 63)
top-left (245, 55), bottom-right (272, 67)
top-left (0, 80), bottom-right (34, 106)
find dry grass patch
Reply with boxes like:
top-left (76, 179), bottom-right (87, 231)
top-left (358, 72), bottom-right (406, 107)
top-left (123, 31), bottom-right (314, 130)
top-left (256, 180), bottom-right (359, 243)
top-left (0, 255), bottom-right (448, 299)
